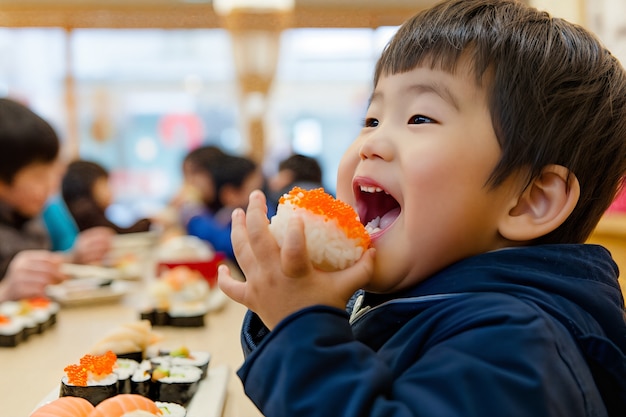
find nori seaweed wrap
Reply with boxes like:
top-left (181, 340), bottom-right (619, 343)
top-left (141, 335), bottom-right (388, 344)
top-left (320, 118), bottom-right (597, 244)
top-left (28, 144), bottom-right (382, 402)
top-left (149, 365), bottom-right (202, 406)
top-left (60, 374), bottom-right (119, 406)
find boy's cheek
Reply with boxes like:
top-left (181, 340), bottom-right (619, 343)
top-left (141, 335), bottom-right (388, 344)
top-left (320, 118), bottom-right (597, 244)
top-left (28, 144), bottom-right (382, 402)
top-left (336, 145), bottom-right (361, 203)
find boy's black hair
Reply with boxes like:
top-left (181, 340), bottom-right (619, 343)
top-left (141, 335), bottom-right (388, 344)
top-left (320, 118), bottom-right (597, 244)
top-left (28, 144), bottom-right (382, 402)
top-left (61, 160), bottom-right (109, 205)
top-left (278, 154), bottom-right (323, 184)
top-left (375, 0), bottom-right (626, 244)
top-left (0, 98), bottom-right (60, 184)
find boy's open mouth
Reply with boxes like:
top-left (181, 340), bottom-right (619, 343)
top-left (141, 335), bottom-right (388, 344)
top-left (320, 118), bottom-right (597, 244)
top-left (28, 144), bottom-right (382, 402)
top-left (356, 184), bottom-right (401, 235)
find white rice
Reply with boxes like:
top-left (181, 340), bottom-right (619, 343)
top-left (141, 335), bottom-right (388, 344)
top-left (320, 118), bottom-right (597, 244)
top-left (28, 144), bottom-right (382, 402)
top-left (156, 401), bottom-right (187, 416)
top-left (269, 204), bottom-right (366, 271)
top-left (157, 365), bottom-right (202, 383)
top-left (115, 358), bottom-right (140, 379)
top-left (61, 373), bottom-right (118, 386)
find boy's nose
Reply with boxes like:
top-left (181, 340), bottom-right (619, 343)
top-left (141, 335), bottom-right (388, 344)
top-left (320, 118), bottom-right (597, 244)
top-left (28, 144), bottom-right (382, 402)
top-left (358, 129), bottom-right (394, 162)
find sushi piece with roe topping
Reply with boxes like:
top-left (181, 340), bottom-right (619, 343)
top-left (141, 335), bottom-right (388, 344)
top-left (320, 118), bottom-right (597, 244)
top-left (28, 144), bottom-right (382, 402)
top-left (60, 351), bottom-right (119, 406)
top-left (269, 187), bottom-right (371, 271)
top-left (64, 350), bottom-right (118, 386)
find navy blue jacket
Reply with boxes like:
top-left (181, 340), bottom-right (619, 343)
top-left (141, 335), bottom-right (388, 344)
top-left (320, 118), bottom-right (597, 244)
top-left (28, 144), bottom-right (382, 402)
top-left (237, 244), bottom-right (626, 416)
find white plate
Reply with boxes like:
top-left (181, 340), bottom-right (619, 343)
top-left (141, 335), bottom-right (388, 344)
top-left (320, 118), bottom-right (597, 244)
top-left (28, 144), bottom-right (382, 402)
top-left (46, 279), bottom-right (131, 307)
top-left (61, 263), bottom-right (126, 280)
top-left (33, 364), bottom-right (230, 417)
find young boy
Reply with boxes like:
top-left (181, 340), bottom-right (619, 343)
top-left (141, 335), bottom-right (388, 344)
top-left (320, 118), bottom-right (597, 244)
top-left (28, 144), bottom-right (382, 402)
top-left (218, 0), bottom-right (626, 416)
top-left (0, 98), bottom-right (113, 302)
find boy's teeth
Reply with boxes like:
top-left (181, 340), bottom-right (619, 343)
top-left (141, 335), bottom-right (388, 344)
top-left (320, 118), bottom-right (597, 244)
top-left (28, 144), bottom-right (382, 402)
top-left (360, 185), bottom-right (385, 193)
top-left (365, 216), bottom-right (381, 234)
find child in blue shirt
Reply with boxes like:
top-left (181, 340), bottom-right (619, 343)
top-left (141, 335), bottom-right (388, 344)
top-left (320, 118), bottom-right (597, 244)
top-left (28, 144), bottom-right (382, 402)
top-left (186, 153), bottom-right (264, 260)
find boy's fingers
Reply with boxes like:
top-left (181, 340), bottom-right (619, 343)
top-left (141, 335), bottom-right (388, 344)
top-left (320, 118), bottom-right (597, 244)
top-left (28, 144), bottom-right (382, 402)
top-left (217, 264), bottom-right (247, 304)
top-left (244, 191), bottom-right (280, 267)
top-left (281, 215), bottom-right (311, 277)
top-left (230, 207), bottom-right (254, 268)
top-left (332, 247), bottom-right (376, 297)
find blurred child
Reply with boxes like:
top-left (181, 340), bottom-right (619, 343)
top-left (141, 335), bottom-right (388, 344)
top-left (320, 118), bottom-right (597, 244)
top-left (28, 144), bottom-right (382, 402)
top-left (177, 145), bottom-right (227, 220)
top-left (218, 1), bottom-right (626, 415)
top-left (186, 153), bottom-right (264, 261)
top-left (267, 153), bottom-right (324, 211)
top-left (0, 98), bottom-right (113, 302)
top-left (61, 159), bottom-right (152, 234)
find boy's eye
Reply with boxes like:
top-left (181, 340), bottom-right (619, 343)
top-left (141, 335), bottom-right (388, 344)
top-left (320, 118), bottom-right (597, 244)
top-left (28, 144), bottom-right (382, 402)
top-left (364, 118), bottom-right (379, 128)
top-left (408, 115), bottom-right (434, 124)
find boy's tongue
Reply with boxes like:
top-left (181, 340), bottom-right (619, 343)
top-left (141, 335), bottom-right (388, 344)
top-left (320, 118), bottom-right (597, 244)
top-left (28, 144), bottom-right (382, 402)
top-left (365, 207), bottom-right (400, 234)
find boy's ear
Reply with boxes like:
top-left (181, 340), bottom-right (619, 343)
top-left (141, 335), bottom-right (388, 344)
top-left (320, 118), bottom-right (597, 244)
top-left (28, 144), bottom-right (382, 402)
top-left (499, 165), bottom-right (580, 242)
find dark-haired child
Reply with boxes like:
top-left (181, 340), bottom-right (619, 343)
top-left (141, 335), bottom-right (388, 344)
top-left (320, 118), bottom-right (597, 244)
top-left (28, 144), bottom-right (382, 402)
top-left (0, 98), bottom-right (112, 302)
top-left (218, 1), bottom-right (626, 415)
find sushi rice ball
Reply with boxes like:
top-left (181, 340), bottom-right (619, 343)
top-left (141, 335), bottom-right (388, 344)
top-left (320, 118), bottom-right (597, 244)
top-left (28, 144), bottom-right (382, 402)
top-left (269, 187), bottom-right (371, 271)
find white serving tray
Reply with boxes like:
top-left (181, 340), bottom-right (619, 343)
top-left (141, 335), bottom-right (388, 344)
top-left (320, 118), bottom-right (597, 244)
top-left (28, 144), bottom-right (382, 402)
top-left (34, 364), bottom-right (230, 417)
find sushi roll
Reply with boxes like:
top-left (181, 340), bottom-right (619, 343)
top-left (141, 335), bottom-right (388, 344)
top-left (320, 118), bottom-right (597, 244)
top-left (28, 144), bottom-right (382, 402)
top-left (29, 396), bottom-right (94, 417)
top-left (0, 313), bottom-right (24, 347)
top-left (60, 351), bottom-right (119, 406)
top-left (139, 308), bottom-right (170, 327)
top-left (115, 358), bottom-right (140, 394)
top-left (130, 360), bottom-right (152, 398)
top-left (156, 401), bottom-right (187, 416)
top-left (166, 303), bottom-right (207, 328)
top-left (152, 346), bottom-right (211, 379)
top-left (269, 187), bottom-right (371, 271)
top-left (25, 297), bottom-right (59, 331)
top-left (150, 365), bottom-right (202, 406)
top-left (144, 266), bottom-right (211, 328)
top-left (88, 394), bottom-right (161, 417)
top-left (0, 300), bottom-right (39, 338)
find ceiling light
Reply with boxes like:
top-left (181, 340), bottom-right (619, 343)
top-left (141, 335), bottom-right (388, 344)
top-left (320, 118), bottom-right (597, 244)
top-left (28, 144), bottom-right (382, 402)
top-left (213, 0), bottom-right (295, 15)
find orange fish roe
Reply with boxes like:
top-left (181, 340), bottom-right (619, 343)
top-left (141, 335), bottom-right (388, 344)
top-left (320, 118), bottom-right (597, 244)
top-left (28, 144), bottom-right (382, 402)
top-left (163, 265), bottom-right (203, 291)
top-left (0, 315), bottom-right (9, 324)
top-left (27, 297), bottom-right (50, 308)
top-left (280, 187), bottom-right (371, 249)
top-left (64, 350), bottom-right (117, 386)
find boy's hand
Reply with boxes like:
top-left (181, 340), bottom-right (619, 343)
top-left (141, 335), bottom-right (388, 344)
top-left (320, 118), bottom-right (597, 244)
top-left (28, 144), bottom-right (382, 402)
top-left (1, 250), bottom-right (66, 301)
top-left (218, 190), bottom-right (375, 330)
top-left (71, 226), bottom-right (114, 265)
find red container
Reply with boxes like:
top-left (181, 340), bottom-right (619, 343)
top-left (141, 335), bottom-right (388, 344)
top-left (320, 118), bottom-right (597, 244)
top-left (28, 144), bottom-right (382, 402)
top-left (156, 252), bottom-right (226, 288)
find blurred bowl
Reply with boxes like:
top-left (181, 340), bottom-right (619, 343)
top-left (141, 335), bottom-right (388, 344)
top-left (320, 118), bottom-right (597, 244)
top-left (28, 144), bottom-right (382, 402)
top-left (154, 235), bottom-right (215, 262)
top-left (156, 253), bottom-right (226, 288)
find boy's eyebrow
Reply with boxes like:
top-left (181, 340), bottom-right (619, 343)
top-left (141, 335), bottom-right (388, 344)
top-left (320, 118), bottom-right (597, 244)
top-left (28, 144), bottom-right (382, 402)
top-left (368, 82), bottom-right (460, 111)
top-left (407, 82), bottom-right (460, 111)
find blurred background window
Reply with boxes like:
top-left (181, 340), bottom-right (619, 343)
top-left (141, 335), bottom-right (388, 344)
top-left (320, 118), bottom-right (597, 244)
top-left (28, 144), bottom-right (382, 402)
top-left (0, 26), bottom-right (397, 225)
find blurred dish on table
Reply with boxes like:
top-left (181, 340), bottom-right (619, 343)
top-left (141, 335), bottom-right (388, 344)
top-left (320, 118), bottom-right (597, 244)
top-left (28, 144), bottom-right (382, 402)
top-left (104, 231), bottom-right (162, 279)
top-left (46, 278), bottom-right (132, 307)
top-left (60, 263), bottom-right (126, 281)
